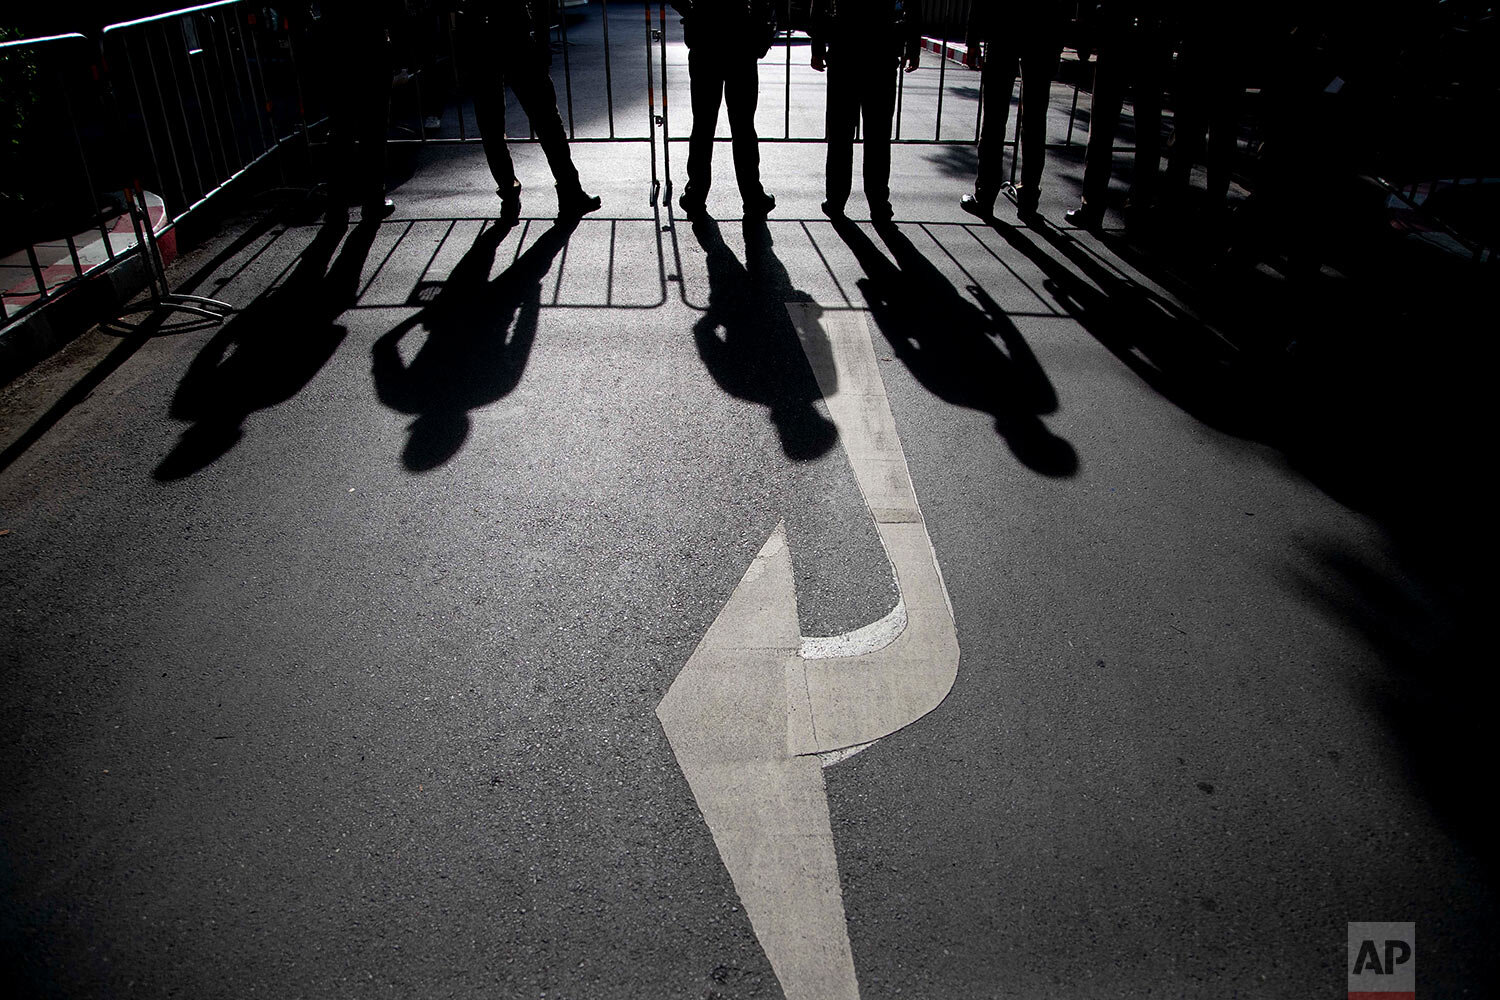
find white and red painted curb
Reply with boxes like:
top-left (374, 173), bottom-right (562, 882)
top-left (920, 36), bottom-right (980, 69)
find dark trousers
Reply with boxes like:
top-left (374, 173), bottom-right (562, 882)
top-left (470, 51), bottom-right (581, 194)
top-left (1165, 37), bottom-right (1243, 206)
top-left (824, 50), bottom-right (898, 208)
top-left (1080, 30), bottom-right (1169, 208)
top-left (323, 5), bottom-right (390, 204)
top-left (684, 46), bottom-right (766, 202)
top-left (976, 43), bottom-right (1060, 207)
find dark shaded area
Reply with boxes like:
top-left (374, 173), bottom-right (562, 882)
top-left (827, 216), bottom-right (1077, 477)
top-left (992, 193), bottom-right (1492, 878)
top-left (690, 215), bottom-right (836, 461)
top-left (993, 218), bottom-right (1257, 439)
top-left (1288, 534), bottom-right (1492, 876)
top-left (371, 217), bottom-right (574, 472)
top-left (154, 218), bottom-right (381, 480)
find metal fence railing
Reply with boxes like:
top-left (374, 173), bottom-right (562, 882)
top-left (0, 33), bottom-right (126, 325)
top-left (1, 3), bottom-right (308, 330)
top-left (4, 0), bottom-right (1490, 340)
top-left (363, 2), bottom-right (1119, 208)
top-left (101, 2), bottom-right (301, 234)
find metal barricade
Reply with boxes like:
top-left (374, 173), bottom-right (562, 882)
top-left (0, 32), bottom-right (122, 326)
top-left (101, 1), bottom-right (300, 235)
top-left (96, 0), bottom-right (310, 321)
top-left (371, 1), bottom-right (1072, 207)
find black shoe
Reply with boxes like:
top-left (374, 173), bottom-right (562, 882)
top-left (959, 194), bottom-right (993, 220)
top-left (820, 200), bottom-right (846, 219)
top-left (743, 192), bottom-right (776, 219)
top-left (678, 191), bottom-right (707, 217)
top-left (557, 186), bottom-right (602, 217)
top-left (499, 181), bottom-right (522, 224)
top-left (1064, 205), bottom-right (1102, 229)
top-left (1016, 197), bottom-right (1041, 225)
top-left (360, 196), bottom-right (396, 219)
top-left (869, 200), bottom-right (894, 223)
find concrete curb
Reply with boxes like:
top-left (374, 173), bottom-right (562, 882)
top-left (920, 36), bottom-right (979, 69)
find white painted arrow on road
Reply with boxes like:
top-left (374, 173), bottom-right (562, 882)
top-left (656, 305), bottom-right (960, 1000)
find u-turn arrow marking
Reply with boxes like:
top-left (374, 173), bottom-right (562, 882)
top-left (656, 305), bottom-right (961, 1000)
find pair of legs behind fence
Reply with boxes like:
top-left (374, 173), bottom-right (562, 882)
top-left (321, 3), bottom-right (603, 225)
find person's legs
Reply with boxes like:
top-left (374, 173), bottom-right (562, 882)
top-left (1205, 59), bottom-right (1241, 209)
top-left (1128, 31), bottom-right (1170, 205)
top-left (1015, 46), bottom-right (1059, 213)
top-left (326, 5), bottom-right (391, 208)
top-left (461, 21), bottom-right (518, 195)
top-left (860, 58), bottom-right (897, 213)
top-left (1165, 38), bottom-right (1209, 198)
top-left (974, 49), bottom-right (1018, 207)
top-left (471, 70), bottom-right (516, 193)
top-left (1080, 44), bottom-right (1125, 210)
top-left (722, 54), bottom-right (767, 204)
top-left (823, 52), bottom-right (860, 211)
top-left (684, 46), bottom-right (725, 205)
top-left (509, 56), bottom-right (582, 193)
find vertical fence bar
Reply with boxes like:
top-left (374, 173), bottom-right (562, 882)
top-left (24, 246), bottom-right (51, 304)
top-left (198, 21), bottom-right (236, 178)
top-left (784, 0), bottom-right (792, 140)
top-left (62, 74), bottom-right (116, 261)
top-left (974, 52), bottom-right (984, 144)
top-left (122, 184), bottom-right (163, 305)
top-left (658, 3), bottom-right (671, 199)
top-left (245, 10), bottom-right (281, 142)
top-left (559, 0), bottom-right (576, 139)
top-left (190, 19), bottom-right (236, 181)
top-left (272, 10), bottom-right (300, 186)
top-left (62, 234), bottom-right (85, 280)
top-left (131, 33), bottom-right (187, 214)
top-left (159, 21), bottom-right (208, 205)
top-left (895, 46), bottom-right (906, 139)
top-left (230, 12), bottom-right (272, 154)
top-left (1010, 73), bottom-right (1022, 182)
top-left (644, 1), bottom-right (659, 204)
top-left (212, 15), bottom-right (251, 167)
top-left (414, 65), bottom-right (428, 141)
top-left (602, 0), bottom-right (616, 138)
top-left (1065, 50), bottom-right (1083, 145)
top-left (447, 11), bottom-right (467, 141)
top-left (935, 31), bottom-right (948, 139)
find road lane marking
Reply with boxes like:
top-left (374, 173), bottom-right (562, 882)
top-left (655, 305), bottom-right (961, 1000)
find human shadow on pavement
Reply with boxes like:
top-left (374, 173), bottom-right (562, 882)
top-left (990, 218), bottom-right (1264, 441)
top-left (371, 217), bottom-right (574, 472)
top-left (691, 216), bottom-right (837, 462)
top-left (827, 217), bottom-right (1078, 478)
top-left (155, 219), bottom-right (383, 481)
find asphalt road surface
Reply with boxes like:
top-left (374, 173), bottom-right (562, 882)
top-left (2, 8), bottom-right (1494, 999)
